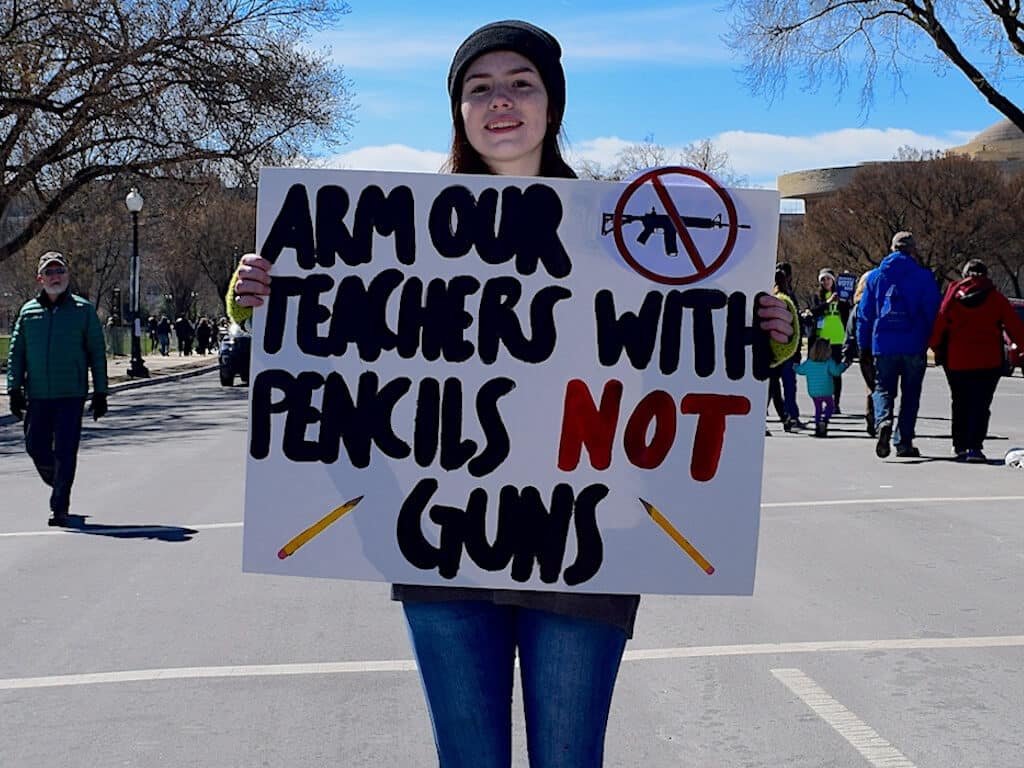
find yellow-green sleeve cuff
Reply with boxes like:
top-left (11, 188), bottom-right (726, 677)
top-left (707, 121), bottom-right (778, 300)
top-left (769, 294), bottom-right (800, 367)
top-left (225, 268), bottom-right (254, 326)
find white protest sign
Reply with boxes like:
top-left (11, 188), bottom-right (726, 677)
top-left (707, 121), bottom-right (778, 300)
top-left (242, 167), bottom-right (779, 595)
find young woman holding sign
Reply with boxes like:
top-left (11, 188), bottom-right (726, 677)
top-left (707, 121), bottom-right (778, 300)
top-left (229, 19), bottom-right (795, 767)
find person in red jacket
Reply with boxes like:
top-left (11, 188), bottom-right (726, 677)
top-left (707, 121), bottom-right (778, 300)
top-left (929, 259), bottom-right (1024, 462)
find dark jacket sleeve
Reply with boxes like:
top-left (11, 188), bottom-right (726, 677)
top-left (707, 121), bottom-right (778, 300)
top-left (857, 278), bottom-right (877, 352)
top-left (6, 309), bottom-right (26, 392)
top-left (841, 311), bottom-right (859, 361)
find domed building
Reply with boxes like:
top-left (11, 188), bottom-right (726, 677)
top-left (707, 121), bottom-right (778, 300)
top-left (778, 118), bottom-right (1024, 204)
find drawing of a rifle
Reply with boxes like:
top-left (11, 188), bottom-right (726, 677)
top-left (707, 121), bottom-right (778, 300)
top-left (601, 208), bottom-right (751, 257)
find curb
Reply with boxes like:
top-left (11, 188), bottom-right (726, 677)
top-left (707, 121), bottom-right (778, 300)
top-left (0, 364), bottom-right (219, 429)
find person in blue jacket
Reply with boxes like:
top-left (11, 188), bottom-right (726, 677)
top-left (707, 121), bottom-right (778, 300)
top-left (857, 232), bottom-right (941, 458)
top-left (795, 338), bottom-right (849, 437)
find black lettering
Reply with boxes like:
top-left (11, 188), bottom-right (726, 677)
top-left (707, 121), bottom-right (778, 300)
top-left (681, 288), bottom-right (727, 378)
top-left (319, 372), bottom-right (411, 467)
top-left (472, 188), bottom-right (515, 266)
top-left (563, 483), bottom-right (607, 586)
top-left (428, 185), bottom-right (476, 258)
top-left (478, 279), bottom-right (569, 364)
top-left (295, 274), bottom-right (335, 357)
top-left (467, 377), bottom-right (515, 477)
top-left (725, 291), bottom-right (771, 381)
top-left (595, 289), bottom-right (662, 369)
top-left (422, 276), bottom-right (480, 362)
top-left (262, 276), bottom-right (309, 354)
top-left (249, 368), bottom-right (297, 459)
top-left (315, 185), bottom-right (416, 268)
top-left (397, 479), bottom-right (443, 571)
top-left (462, 487), bottom-right (516, 572)
top-left (261, 184), bottom-right (314, 267)
top-left (515, 185), bottom-right (571, 278)
top-left (327, 270), bottom-right (403, 360)
top-left (280, 371), bottom-right (325, 462)
top-left (439, 378), bottom-right (476, 471)
top-left (508, 484), bottom-right (574, 584)
top-left (413, 378), bottom-right (440, 468)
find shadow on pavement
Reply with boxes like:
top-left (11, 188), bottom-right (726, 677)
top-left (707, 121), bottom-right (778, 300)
top-left (0, 373), bottom-right (249, 454)
top-left (60, 515), bottom-right (198, 542)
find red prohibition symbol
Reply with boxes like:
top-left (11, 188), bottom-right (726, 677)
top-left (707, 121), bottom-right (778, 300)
top-left (611, 166), bottom-right (742, 286)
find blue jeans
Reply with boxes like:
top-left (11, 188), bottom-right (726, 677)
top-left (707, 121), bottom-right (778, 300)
top-left (872, 353), bottom-right (927, 447)
top-left (402, 600), bottom-right (627, 768)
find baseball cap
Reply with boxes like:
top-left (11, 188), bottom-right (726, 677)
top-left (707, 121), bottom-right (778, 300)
top-left (891, 232), bottom-right (916, 251)
top-left (37, 251), bottom-right (69, 274)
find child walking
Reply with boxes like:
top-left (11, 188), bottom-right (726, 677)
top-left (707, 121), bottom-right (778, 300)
top-left (795, 338), bottom-right (849, 437)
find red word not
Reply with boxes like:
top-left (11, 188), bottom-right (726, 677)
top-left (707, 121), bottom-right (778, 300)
top-left (557, 379), bottom-right (750, 482)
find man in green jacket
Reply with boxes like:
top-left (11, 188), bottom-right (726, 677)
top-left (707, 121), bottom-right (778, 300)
top-left (7, 251), bottom-right (109, 526)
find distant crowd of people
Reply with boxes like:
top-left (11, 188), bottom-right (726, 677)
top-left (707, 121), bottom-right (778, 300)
top-left (770, 231), bottom-right (1024, 463)
top-left (145, 314), bottom-right (228, 357)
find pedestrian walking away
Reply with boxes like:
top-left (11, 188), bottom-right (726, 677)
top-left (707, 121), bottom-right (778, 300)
top-left (767, 265), bottom-right (802, 433)
top-left (802, 267), bottom-right (850, 413)
top-left (857, 231), bottom-right (941, 459)
top-left (227, 19), bottom-right (797, 767)
top-left (795, 338), bottom-right (849, 437)
top-left (156, 314), bottom-right (172, 356)
top-left (174, 315), bottom-right (194, 356)
top-left (5, 251), bottom-right (109, 526)
top-left (842, 270), bottom-right (877, 436)
top-left (195, 317), bottom-right (212, 355)
top-left (929, 258), bottom-right (1024, 463)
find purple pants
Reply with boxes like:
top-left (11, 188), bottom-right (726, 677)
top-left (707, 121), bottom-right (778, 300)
top-left (813, 395), bottom-right (835, 424)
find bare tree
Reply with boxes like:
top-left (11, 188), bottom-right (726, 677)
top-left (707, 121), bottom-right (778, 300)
top-left (577, 135), bottom-right (746, 185)
top-left (0, 0), bottom-right (354, 263)
top-left (613, 136), bottom-right (672, 178)
top-left (990, 171), bottom-right (1024, 297)
top-left (681, 138), bottom-right (748, 186)
top-left (800, 155), bottom-right (1020, 288)
top-left (725, 1), bottom-right (1024, 131)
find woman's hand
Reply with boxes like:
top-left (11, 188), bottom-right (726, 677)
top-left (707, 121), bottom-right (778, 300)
top-left (757, 294), bottom-right (795, 343)
top-left (233, 253), bottom-right (273, 308)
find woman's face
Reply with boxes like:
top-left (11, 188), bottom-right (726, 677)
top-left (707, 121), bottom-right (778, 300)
top-left (820, 275), bottom-right (834, 291)
top-left (459, 50), bottom-right (548, 177)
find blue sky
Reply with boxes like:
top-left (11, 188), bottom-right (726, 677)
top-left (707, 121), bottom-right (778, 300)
top-left (310, 1), bottom-right (1022, 194)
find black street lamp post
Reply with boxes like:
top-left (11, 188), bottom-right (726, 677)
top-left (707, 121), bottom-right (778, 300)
top-left (125, 188), bottom-right (150, 378)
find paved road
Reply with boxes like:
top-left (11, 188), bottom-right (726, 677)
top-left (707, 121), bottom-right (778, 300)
top-left (1, 370), bottom-right (1022, 767)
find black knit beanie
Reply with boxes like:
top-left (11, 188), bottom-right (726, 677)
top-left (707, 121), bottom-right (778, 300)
top-left (447, 20), bottom-right (565, 123)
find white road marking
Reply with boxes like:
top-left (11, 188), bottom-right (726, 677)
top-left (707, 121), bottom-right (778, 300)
top-left (772, 668), bottom-right (917, 768)
top-left (760, 495), bottom-right (1024, 508)
top-left (3, 495), bottom-right (1024, 539)
top-left (2, 634), bottom-right (1021, 692)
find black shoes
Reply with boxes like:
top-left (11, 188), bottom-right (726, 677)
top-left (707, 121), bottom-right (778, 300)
top-left (965, 449), bottom-right (987, 463)
top-left (895, 444), bottom-right (920, 458)
top-left (47, 511), bottom-right (69, 527)
top-left (814, 422), bottom-right (828, 438)
top-left (875, 422), bottom-right (893, 458)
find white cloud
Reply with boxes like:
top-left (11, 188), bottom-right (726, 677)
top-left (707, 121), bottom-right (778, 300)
top-left (320, 125), bottom-right (970, 186)
top-left (716, 127), bottom-right (963, 181)
top-left (321, 144), bottom-right (447, 174)
top-left (567, 127), bottom-right (967, 187)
